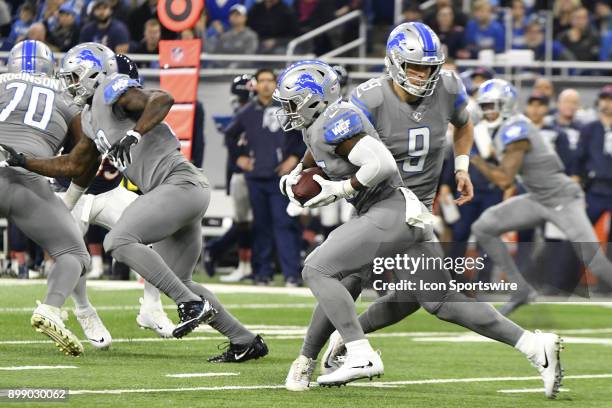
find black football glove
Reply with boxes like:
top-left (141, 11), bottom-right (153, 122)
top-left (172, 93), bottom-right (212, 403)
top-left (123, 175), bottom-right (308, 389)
top-left (107, 130), bottom-right (141, 169)
top-left (0, 144), bottom-right (26, 168)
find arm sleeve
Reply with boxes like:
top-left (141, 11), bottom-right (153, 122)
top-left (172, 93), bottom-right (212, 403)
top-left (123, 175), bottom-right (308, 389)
top-left (347, 135), bottom-right (398, 188)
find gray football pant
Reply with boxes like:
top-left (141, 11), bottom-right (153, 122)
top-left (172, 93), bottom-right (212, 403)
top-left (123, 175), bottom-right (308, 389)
top-left (472, 194), bottom-right (612, 289)
top-left (301, 193), bottom-right (524, 359)
top-left (0, 169), bottom-right (90, 308)
top-left (103, 171), bottom-right (254, 344)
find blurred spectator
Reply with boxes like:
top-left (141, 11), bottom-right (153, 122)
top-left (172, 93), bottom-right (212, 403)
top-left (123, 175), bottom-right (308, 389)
top-left (533, 77), bottom-right (557, 114)
top-left (523, 18), bottom-right (574, 62)
top-left (108, 0), bottom-right (130, 24)
top-left (38, 0), bottom-right (63, 33)
top-left (0, 0), bottom-right (9, 38)
top-left (464, 0), bottom-right (506, 58)
top-left (526, 93), bottom-right (575, 170)
top-left (26, 22), bottom-right (48, 43)
top-left (594, 0), bottom-right (612, 33)
top-left (425, 0), bottom-right (468, 30)
top-left (80, 0), bottom-right (129, 53)
top-left (553, 0), bottom-right (582, 36)
top-left (224, 68), bottom-right (304, 286)
top-left (557, 7), bottom-right (600, 63)
top-left (545, 89), bottom-right (584, 151)
top-left (574, 85), bottom-right (612, 242)
top-left (209, 4), bottom-right (258, 61)
top-left (4, 3), bottom-right (36, 49)
top-left (128, 0), bottom-right (177, 41)
top-left (294, 0), bottom-right (335, 55)
top-left (601, 30), bottom-right (612, 61)
top-left (247, 0), bottom-right (298, 54)
top-left (435, 5), bottom-right (468, 59)
top-left (129, 18), bottom-right (161, 65)
top-left (48, 3), bottom-right (80, 52)
top-left (206, 0), bottom-right (241, 35)
top-left (401, 1), bottom-right (423, 23)
top-left (510, 0), bottom-right (529, 49)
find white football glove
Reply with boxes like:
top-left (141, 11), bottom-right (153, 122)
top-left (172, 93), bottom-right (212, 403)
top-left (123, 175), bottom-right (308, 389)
top-left (303, 175), bottom-right (356, 208)
top-left (279, 162), bottom-right (303, 206)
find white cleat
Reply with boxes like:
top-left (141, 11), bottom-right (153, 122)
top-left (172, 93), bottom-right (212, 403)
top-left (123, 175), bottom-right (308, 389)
top-left (285, 355), bottom-right (316, 391)
top-left (320, 330), bottom-right (346, 375)
top-left (31, 301), bottom-right (84, 356)
top-left (136, 298), bottom-right (175, 338)
top-left (220, 263), bottom-right (251, 283)
top-left (75, 306), bottom-right (112, 349)
top-left (316, 349), bottom-right (383, 387)
top-left (526, 331), bottom-right (564, 399)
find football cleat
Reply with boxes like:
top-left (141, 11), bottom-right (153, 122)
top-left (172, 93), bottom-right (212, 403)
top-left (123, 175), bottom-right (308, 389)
top-left (136, 297), bottom-right (175, 338)
top-left (316, 349), bottom-right (383, 387)
top-left (499, 286), bottom-right (537, 316)
top-left (285, 355), bottom-right (316, 391)
top-left (526, 331), bottom-right (564, 399)
top-left (219, 262), bottom-right (251, 283)
top-left (208, 335), bottom-right (269, 363)
top-left (31, 301), bottom-right (84, 356)
top-left (172, 299), bottom-right (217, 339)
top-left (75, 306), bottom-right (112, 349)
top-left (320, 330), bottom-right (346, 375)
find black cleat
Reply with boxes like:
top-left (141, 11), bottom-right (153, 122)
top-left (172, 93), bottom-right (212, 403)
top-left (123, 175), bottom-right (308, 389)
top-left (172, 299), bottom-right (217, 339)
top-left (207, 335), bottom-right (269, 363)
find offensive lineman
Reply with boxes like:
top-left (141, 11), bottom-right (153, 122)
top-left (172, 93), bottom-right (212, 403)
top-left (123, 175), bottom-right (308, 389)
top-left (0, 40), bottom-right (91, 356)
top-left (2, 43), bottom-right (268, 362)
top-left (276, 60), bottom-right (563, 397)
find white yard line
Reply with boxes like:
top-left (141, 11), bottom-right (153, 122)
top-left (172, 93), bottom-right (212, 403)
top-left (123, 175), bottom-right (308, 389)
top-left (497, 388), bottom-right (570, 393)
top-left (166, 373), bottom-right (240, 378)
top-left (0, 365), bottom-right (78, 371)
top-left (412, 334), bottom-right (612, 346)
top-left (0, 304), bottom-right (316, 313)
top-left (65, 374), bottom-right (612, 395)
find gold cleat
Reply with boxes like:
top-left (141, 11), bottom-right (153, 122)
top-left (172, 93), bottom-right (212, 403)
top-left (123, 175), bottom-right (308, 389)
top-left (31, 302), bottom-right (84, 357)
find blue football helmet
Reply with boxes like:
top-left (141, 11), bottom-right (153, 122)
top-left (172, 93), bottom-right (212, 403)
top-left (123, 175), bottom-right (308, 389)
top-left (273, 60), bottom-right (341, 131)
top-left (7, 40), bottom-right (55, 76)
top-left (385, 22), bottom-right (445, 97)
top-left (476, 79), bottom-right (519, 129)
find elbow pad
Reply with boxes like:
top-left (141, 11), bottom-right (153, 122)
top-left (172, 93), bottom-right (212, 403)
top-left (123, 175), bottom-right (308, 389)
top-left (347, 135), bottom-right (396, 187)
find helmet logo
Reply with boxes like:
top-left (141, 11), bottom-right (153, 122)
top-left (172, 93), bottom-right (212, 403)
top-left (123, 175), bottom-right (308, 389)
top-left (294, 73), bottom-right (323, 96)
top-left (387, 32), bottom-right (408, 53)
top-left (76, 50), bottom-right (102, 69)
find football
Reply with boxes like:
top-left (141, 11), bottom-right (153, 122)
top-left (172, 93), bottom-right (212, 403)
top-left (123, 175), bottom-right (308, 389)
top-left (292, 167), bottom-right (328, 205)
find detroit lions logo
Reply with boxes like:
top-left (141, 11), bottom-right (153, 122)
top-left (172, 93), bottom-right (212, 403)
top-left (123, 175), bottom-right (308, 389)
top-left (387, 32), bottom-right (408, 52)
top-left (294, 73), bottom-right (323, 96)
top-left (76, 50), bottom-right (102, 69)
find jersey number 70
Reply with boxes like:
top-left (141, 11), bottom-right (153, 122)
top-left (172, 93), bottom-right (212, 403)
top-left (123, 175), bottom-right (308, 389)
top-left (0, 83), bottom-right (55, 130)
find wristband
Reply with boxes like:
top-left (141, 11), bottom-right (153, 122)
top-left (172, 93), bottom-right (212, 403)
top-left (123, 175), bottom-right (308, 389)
top-left (454, 154), bottom-right (469, 173)
top-left (126, 130), bottom-right (142, 142)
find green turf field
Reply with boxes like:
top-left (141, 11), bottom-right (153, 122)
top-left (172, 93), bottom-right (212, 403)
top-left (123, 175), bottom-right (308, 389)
top-left (0, 280), bottom-right (611, 408)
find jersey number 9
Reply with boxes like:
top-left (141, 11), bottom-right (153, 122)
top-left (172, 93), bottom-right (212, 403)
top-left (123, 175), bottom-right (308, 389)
top-left (402, 127), bottom-right (430, 172)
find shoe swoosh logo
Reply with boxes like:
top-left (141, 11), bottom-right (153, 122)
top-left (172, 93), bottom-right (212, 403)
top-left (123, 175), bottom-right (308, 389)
top-left (350, 361), bottom-right (373, 369)
top-left (542, 349), bottom-right (549, 369)
top-left (89, 337), bottom-right (105, 344)
top-left (234, 349), bottom-right (250, 360)
top-left (323, 361), bottom-right (333, 369)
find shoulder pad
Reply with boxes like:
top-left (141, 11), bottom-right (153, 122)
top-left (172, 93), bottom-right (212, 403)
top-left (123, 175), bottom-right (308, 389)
top-left (439, 70), bottom-right (468, 111)
top-left (500, 121), bottom-right (530, 146)
top-left (323, 106), bottom-right (365, 145)
top-left (103, 73), bottom-right (141, 105)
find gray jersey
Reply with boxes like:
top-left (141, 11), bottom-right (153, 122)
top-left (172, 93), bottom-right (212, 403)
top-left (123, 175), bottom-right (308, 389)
top-left (349, 70), bottom-right (469, 208)
top-left (494, 114), bottom-right (582, 206)
top-left (0, 73), bottom-right (79, 158)
top-left (82, 72), bottom-right (185, 193)
top-left (303, 101), bottom-right (402, 214)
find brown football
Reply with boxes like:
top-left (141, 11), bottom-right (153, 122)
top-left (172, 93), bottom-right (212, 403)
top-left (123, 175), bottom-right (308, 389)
top-left (292, 167), bottom-right (328, 205)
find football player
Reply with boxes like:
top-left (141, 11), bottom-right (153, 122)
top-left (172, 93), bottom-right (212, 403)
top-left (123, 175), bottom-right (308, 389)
top-left (2, 43), bottom-right (268, 362)
top-left (470, 79), bottom-right (612, 311)
top-left (276, 61), bottom-right (563, 397)
top-left (0, 40), bottom-right (91, 356)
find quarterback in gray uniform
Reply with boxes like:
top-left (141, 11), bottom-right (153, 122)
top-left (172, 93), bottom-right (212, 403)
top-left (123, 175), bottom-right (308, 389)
top-left (4, 43), bottom-right (268, 362)
top-left (470, 78), bottom-right (612, 314)
top-left (0, 40), bottom-right (91, 356)
top-left (295, 22), bottom-right (476, 381)
top-left (277, 60), bottom-right (563, 398)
